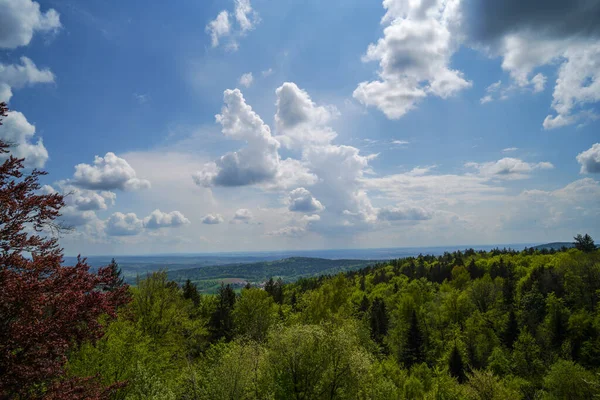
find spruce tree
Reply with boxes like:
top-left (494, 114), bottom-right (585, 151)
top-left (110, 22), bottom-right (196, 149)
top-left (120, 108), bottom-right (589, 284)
top-left (182, 279), bottom-right (201, 307)
top-left (402, 310), bottom-right (425, 368)
top-left (448, 343), bottom-right (467, 383)
top-left (369, 297), bottom-right (389, 346)
top-left (574, 234), bottom-right (596, 253)
top-left (503, 310), bottom-right (519, 349)
top-left (208, 284), bottom-right (236, 342)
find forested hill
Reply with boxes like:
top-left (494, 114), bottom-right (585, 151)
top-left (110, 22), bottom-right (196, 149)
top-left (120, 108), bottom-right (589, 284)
top-left (167, 257), bottom-right (374, 285)
top-left (67, 243), bottom-right (600, 399)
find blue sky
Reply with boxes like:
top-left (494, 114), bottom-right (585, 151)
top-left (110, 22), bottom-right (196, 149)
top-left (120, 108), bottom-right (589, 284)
top-left (1, 0), bottom-right (599, 255)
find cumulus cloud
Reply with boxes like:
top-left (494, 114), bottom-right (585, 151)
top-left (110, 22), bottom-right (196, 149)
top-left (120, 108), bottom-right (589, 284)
top-left (287, 187), bottom-right (325, 213)
top-left (577, 143), bottom-right (600, 174)
top-left (105, 212), bottom-right (144, 236)
top-left (232, 208), bottom-right (253, 223)
top-left (0, 57), bottom-right (55, 102)
top-left (239, 72), bottom-right (253, 88)
top-left (202, 214), bottom-right (224, 224)
top-left (0, 0), bottom-right (61, 49)
top-left (206, 11), bottom-right (231, 47)
top-left (353, 0), bottom-right (471, 119)
top-left (59, 207), bottom-right (99, 228)
top-left (460, 0), bottom-right (600, 128)
top-left (105, 209), bottom-right (190, 236)
top-left (0, 110), bottom-right (48, 167)
top-left (466, 157), bottom-right (554, 179)
top-left (143, 209), bottom-right (190, 229)
top-left (354, 0), bottom-right (600, 127)
top-left (275, 82), bottom-right (338, 149)
top-left (378, 205), bottom-right (432, 221)
top-left (72, 152), bottom-right (151, 191)
top-left (193, 88), bottom-right (315, 188)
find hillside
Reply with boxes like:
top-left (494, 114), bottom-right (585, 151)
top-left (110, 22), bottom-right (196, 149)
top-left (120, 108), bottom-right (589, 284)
top-left (166, 257), bottom-right (374, 291)
top-left (532, 242), bottom-right (574, 250)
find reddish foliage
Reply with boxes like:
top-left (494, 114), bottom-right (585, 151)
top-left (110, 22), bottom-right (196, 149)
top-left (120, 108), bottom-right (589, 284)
top-left (0, 102), bottom-right (130, 399)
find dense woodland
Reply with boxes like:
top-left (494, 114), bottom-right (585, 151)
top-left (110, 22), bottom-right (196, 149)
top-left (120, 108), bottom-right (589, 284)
top-left (1, 102), bottom-right (600, 399)
top-left (65, 240), bottom-right (600, 399)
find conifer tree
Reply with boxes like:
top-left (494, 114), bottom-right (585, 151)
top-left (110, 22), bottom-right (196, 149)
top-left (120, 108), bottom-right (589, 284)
top-left (574, 234), bottom-right (596, 253)
top-left (503, 310), bottom-right (519, 349)
top-left (182, 279), bottom-right (201, 307)
top-left (209, 284), bottom-right (236, 342)
top-left (401, 310), bottom-right (425, 368)
top-left (369, 297), bottom-right (388, 345)
top-left (448, 343), bottom-right (467, 383)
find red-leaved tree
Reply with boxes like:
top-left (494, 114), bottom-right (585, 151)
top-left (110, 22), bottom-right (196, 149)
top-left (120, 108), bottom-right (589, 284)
top-left (0, 102), bottom-right (130, 399)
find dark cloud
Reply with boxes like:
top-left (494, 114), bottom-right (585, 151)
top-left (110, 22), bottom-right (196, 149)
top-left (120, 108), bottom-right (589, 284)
top-left (463, 0), bottom-right (600, 43)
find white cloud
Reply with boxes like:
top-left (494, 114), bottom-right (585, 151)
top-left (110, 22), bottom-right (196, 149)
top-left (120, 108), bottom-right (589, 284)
top-left (0, 0), bottom-right (61, 49)
top-left (287, 187), bottom-right (325, 213)
top-left (239, 72), bottom-right (253, 88)
top-left (355, 0), bottom-right (600, 127)
top-left (202, 214), bottom-right (224, 224)
top-left (206, 11), bottom-right (231, 48)
top-left (354, 0), bottom-right (471, 119)
top-left (234, 0), bottom-right (259, 32)
top-left (105, 212), bottom-right (144, 236)
top-left (465, 157), bottom-right (554, 180)
top-left (531, 73), bottom-right (546, 93)
top-left (502, 147), bottom-right (518, 153)
top-left (207, 0), bottom-right (259, 50)
top-left (193, 88), bottom-right (314, 188)
top-left (378, 205), bottom-right (432, 221)
top-left (577, 143), bottom-right (600, 174)
top-left (262, 68), bottom-right (274, 77)
top-left (275, 82), bottom-right (338, 149)
top-left (106, 209), bottom-right (190, 236)
top-left (72, 152), bottom-right (151, 191)
top-left (0, 110), bottom-right (48, 167)
top-left (232, 208), bottom-right (253, 223)
top-left (0, 57), bottom-right (54, 102)
top-left (143, 209), bottom-right (190, 229)
top-left (392, 140), bottom-right (409, 146)
top-left (266, 225), bottom-right (306, 237)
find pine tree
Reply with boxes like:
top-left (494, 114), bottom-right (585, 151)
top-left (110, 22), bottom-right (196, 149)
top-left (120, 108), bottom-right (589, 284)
top-left (105, 258), bottom-right (125, 291)
top-left (503, 310), bottom-right (519, 349)
top-left (574, 234), bottom-right (596, 253)
top-left (182, 279), bottom-right (201, 307)
top-left (448, 343), bottom-right (467, 383)
top-left (401, 310), bottom-right (425, 368)
top-left (208, 284), bottom-right (236, 342)
top-left (359, 294), bottom-right (370, 314)
top-left (369, 297), bottom-right (388, 346)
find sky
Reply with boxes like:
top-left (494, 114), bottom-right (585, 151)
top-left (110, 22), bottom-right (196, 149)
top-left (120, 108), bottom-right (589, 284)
top-left (0, 0), bottom-right (599, 256)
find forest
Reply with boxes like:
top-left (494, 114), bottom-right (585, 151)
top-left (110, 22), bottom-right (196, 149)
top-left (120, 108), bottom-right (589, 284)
top-left (2, 101), bottom-right (600, 399)
top-left (62, 241), bottom-right (600, 400)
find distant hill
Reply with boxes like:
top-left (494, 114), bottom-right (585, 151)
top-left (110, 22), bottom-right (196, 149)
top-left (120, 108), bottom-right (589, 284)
top-left (166, 257), bottom-right (374, 292)
top-left (532, 242), bottom-right (574, 251)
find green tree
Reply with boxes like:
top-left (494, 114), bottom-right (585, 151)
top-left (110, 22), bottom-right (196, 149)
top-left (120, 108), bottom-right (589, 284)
top-left (401, 310), bottom-right (425, 368)
top-left (503, 310), bottom-right (519, 349)
top-left (233, 288), bottom-right (276, 342)
top-left (448, 343), bottom-right (467, 383)
top-left (369, 297), bottom-right (389, 346)
top-left (574, 234), bottom-right (596, 253)
top-left (542, 359), bottom-right (599, 400)
top-left (182, 279), bottom-right (201, 307)
top-left (209, 284), bottom-right (237, 342)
